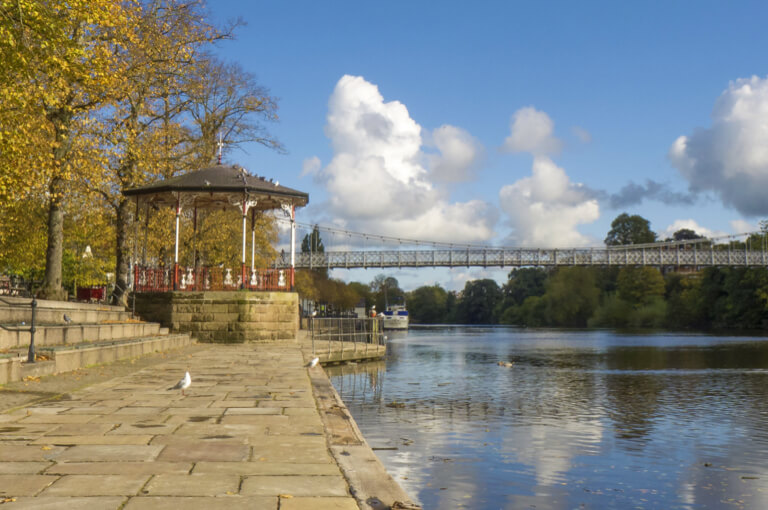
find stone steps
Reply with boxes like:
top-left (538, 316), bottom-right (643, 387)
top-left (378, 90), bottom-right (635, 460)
top-left (0, 296), bottom-right (131, 325)
top-left (0, 333), bottom-right (194, 384)
top-left (0, 298), bottom-right (193, 385)
top-left (0, 322), bottom-right (167, 350)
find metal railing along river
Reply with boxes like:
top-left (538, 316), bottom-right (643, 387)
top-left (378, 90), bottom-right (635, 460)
top-left (309, 317), bottom-right (385, 359)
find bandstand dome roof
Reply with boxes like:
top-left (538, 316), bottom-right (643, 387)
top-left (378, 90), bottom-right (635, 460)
top-left (124, 164), bottom-right (309, 211)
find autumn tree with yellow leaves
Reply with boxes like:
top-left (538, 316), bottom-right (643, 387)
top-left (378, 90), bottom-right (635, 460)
top-left (1, 0), bottom-right (284, 302)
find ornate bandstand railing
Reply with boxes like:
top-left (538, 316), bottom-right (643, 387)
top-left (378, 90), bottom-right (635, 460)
top-left (133, 265), bottom-right (293, 293)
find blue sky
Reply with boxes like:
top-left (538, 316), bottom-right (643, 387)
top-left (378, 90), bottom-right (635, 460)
top-left (210, 1), bottom-right (768, 290)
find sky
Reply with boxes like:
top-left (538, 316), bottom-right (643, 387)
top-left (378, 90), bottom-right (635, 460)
top-left (209, 1), bottom-right (768, 291)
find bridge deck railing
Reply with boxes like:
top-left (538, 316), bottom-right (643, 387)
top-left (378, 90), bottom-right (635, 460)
top-left (276, 246), bottom-right (768, 270)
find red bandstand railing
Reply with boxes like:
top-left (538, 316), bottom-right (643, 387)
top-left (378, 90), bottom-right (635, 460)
top-left (133, 265), bottom-right (294, 293)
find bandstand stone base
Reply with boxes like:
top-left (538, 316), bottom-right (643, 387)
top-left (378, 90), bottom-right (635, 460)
top-left (132, 291), bottom-right (299, 343)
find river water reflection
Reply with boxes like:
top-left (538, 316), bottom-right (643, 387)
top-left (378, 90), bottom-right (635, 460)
top-left (326, 327), bottom-right (768, 509)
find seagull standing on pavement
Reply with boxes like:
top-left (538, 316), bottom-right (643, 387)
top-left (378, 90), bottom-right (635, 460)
top-left (307, 357), bottom-right (319, 368)
top-left (169, 371), bottom-right (191, 396)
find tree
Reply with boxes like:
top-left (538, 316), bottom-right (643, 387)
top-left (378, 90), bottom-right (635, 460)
top-left (544, 267), bottom-right (599, 327)
top-left (456, 279), bottom-right (502, 324)
top-left (617, 267), bottom-right (665, 306)
top-left (301, 226), bottom-right (327, 279)
top-left (664, 273), bottom-right (706, 329)
top-left (501, 268), bottom-right (547, 307)
top-left (408, 285), bottom-right (450, 324)
top-left (1, 0), bottom-right (142, 299)
top-left (604, 213), bottom-right (657, 246)
top-left (348, 281), bottom-right (373, 310)
top-left (672, 228), bottom-right (703, 241)
top-left (184, 58), bottom-right (284, 166)
top-left (301, 226), bottom-right (325, 254)
top-left (370, 274), bottom-right (404, 310)
top-left (93, 0), bottom-right (228, 304)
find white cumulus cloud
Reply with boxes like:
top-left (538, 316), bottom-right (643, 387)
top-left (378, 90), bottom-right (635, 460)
top-left (499, 156), bottom-right (599, 247)
top-left (503, 106), bottom-right (562, 156)
top-left (316, 75), bottom-right (496, 242)
top-left (669, 75), bottom-right (768, 216)
top-left (428, 125), bottom-right (484, 183)
top-left (301, 156), bottom-right (322, 177)
top-left (730, 219), bottom-right (757, 234)
top-left (659, 219), bottom-right (727, 240)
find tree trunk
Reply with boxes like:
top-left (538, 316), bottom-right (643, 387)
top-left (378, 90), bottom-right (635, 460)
top-left (40, 108), bottom-right (72, 301)
top-left (40, 177), bottom-right (67, 300)
top-left (111, 198), bottom-right (131, 306)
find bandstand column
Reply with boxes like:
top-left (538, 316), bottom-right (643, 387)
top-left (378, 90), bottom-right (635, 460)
top-left (193, 206), bottom-right (198, 290)
top-left (241, 199), bottom-right (247, 289)
top-left (290, 204), bottom-right (296, 290)
top-left (133, 197), bottom-right (139, 291)
top-left (174, 196), bottom-right (181, 290)
top-left (250, 209), bottom-right (256, 274)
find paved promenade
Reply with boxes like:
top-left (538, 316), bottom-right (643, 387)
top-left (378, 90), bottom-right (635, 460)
top-left (0, 343), bottom-right (359, 509)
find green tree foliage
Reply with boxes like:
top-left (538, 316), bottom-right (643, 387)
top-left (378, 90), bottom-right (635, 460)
top-left (301, 225), bottom-right (325, 254)
top-left (348, 281), bottom-right (373, 310)
top-left (671, 228), bottom-right (704, 241)
top-left (502, 268), bottom-right (547, 307)
top-left (456, 279), bottom-right (502, 324)
top-left (407, 285), bottom-right (451, 324)
top-left (617, 267), bottom-right (665, 306)
top-left (498, 268), bottom-right (547, 325)
top-left (370, 274), bottom-right (404, 310)
top-left (604, 213), bottom-right (657, 246)
top-left (698, 267), bottom-right (768, 329)
top-left (543, 267), bottom-right (600, 327)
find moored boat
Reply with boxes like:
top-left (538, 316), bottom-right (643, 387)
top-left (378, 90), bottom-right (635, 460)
top-left (381, 305), bottom-right (409, 330)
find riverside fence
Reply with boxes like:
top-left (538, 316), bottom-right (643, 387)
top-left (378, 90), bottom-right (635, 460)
top-left (309, 317), bottom-right (386, 358)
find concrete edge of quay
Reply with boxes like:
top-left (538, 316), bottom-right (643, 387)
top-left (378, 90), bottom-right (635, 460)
top-left (309, 362), bottom-right (420, 510)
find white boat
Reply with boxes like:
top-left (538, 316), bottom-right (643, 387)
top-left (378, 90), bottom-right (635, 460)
top-left (380, 305), bottom-right (409, 330)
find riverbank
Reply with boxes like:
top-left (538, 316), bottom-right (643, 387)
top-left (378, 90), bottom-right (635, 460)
top-left (0, 340), bottom-right (417, 509)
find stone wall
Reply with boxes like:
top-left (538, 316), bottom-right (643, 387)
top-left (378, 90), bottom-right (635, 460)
top-left (132, 291), bottom-right (299, 343)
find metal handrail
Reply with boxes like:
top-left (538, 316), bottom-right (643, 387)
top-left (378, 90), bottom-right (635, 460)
top-left (309, 317), bottom-right (385, 356)
top-left (0, 296), bottom-right (37, 363)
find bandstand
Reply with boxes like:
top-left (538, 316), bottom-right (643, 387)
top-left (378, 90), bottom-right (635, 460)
top-left (124, 164), bottom-right (309, 343)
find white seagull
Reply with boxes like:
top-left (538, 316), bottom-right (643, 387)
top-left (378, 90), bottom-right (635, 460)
top-left (169, 371), bottom-right (191, 396)
top-left (307, 357), bottom-right (320, 368)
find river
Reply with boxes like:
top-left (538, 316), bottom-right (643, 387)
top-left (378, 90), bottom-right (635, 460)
top-left (326, 326), bottom-right (768, 509)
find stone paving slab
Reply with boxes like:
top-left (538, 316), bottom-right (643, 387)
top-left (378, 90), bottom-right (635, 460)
top-left (143, 473), bottom-right (240, 496)
top-left (4, 497), bottom-right (127, 510)
top-left (0, 343), bottom-right (364, 509)
top-left (41, 474), bottom-right (149, 496)
top-left (46, 461), bottom-right (191, 476)
top-left (240, 475), bottom-right (349, 497)
top-left (0, 461), bottom-right (52, 474)
top-left (0, 474), bottom-right (58, 496)
top-left (54, 444), bottom-right (164, 462)
top-left (281, 497), bottom-right (361, 510)
top-left (192, 461), bottom-right (341, 476)
top-left (122, 496), bottom-right (276, 510)
top-left (0, 445), bottom-right (66, 461)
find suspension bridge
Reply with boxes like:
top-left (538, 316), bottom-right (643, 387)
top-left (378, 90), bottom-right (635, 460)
top-left (275, 221), bottom-right (768, 270)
